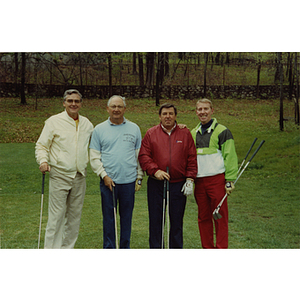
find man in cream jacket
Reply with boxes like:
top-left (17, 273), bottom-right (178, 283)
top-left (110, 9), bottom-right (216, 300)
top-left (35, 89), bottom-right (93, 249)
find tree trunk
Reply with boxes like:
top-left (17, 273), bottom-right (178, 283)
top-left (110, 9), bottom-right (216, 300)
top-left (14, 52), bottom-right (19, 96)
top-left (138, 53), bottom-right (144, 86)
top-left (146, 52), bottom-right (155, 87)
top-left (215, 52), bottom-right (220, 65)
top-left (278, 52), bottom-right (284, 131)
top-left (164, 52), bottom-right (169, 77)
top-left (50, 63), bottom-right (53, 85)
top-left (294, 52), bottom-right (299, 125)
top-left (132, 52), bottom-right (137, 75)
top-left (171, 56), bottom-right (183, 80)
top-left (35, 53), bottom-right (38, 110)
top-left (153, 52), bottom-right (165, 85)
top-left (256, 60), bottom-right (261, 98)
top-left (20, 52), bottom-right (27, 105)
top-left (225, 52), bottom-right (230, 65)
top-left (108, 53), bottom-right (112, 97)
top-left (274, 55), bottom-right (281, 84)
top-left (155, 53), bottom-right (163, 106)
top-left (119, 59), bottom-right (122, 90)
top-left (203, 53), bottom-right (208, 97)
top-left (288, 52), bottom-right (294, 100)
top-left (159, 52), bottom-right (165, 85)
top-left (79, 53), bottom-right (83, 86)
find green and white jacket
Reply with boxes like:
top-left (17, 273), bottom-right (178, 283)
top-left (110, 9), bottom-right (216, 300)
top-left (190, 118), bottom-right (238, 181)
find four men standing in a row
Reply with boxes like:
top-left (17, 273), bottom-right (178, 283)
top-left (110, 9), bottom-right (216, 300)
top-left (35, 89), bottom-right (238, 249)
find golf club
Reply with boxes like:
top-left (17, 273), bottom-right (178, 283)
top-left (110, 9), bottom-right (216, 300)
top-left (213, 140), bottom-right (265, 220)
top-left (38, 173), bottom-right (45, 249)
top-left (237, 137), bottom-right (257, 174)
top-left (112, 185), bottom-right (119, 249)
top-left (166, 166), bottom-right (170, 249)
top-left (161, 176), bottom-right (167, 249)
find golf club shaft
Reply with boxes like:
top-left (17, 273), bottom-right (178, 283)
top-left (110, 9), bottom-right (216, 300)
top-left (248, 140), bottom-right (265, 162)
top-left (38, 173), bottom-right (45, 249)
top-left (162, 178), bottom-right (167, 249)
top-left (237, 140), bottom-right (265, 180)
top-left (166, 167), bottom-right (170, 249)
top-left (237, 138), bottom-right (257, 174)
top-left (215, 193), bottom-right (227, 211)
top-left (112, 185), bottom-right (119, 249)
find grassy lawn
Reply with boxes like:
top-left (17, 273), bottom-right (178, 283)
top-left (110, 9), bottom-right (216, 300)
top-left (0, 97), bottom-right (299, 249)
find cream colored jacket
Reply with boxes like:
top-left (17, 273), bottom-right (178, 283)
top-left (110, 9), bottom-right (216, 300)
top-left (35, 110), bottom-right (93, 178)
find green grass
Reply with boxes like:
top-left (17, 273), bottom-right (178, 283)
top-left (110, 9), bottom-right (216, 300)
top-left (0, 97), bottom-right (299, 249)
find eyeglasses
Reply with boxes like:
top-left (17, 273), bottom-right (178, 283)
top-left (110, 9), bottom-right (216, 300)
top-left (109, 105), bottom-right (124, 109)
top-left (66, 100), bottom-right (81, 104)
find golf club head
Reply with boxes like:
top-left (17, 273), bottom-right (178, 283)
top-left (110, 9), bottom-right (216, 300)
top-left (213, 210), bottom-right (222, 220)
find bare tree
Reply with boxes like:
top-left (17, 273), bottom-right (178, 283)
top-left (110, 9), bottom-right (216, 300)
top-left (215, 52), bottom-right (220, 65)
top-left (20, 52), bottom-right (26, 105)
top-left (171, 55), bottom-right (183, 80)
top-left (138, 53), bottom-right (144, 86)
top-left (108, 53), bottom-right (112, 97)
top-left (38, 53), bottom-right (79, 87)
top-left (78, 52), bottom-right (83, 86)
top-left (146, 52), bottom-right (155, 87)
top-left (278, 52), bottom-right (284, 131)
top-left (256, 60), bottom-right (261, 98)
top-left (132, 52), bottom-right (138, 75)
top-left (203, 52), bottom-right (208, 97)
top-left (294, 52), bottom-right (299, 125)
top-left (164, 52), bottom-right (169, 77)
top-left (14, 52), bottom-right (19, 96)
top-left (288, 52), bottom-right (294, 100)
top-left (155, 53), bottom-right (164, 106)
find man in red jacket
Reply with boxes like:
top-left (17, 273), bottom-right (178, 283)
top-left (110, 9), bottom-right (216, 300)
top-left (138, 103), bottom-right (197, 248)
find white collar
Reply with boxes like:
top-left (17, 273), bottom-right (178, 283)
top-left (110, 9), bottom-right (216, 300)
top-left (161, 122), bottom-right (176, 135)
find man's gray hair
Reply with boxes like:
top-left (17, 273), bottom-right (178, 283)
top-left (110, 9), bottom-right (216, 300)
top-left (107, 95), bottom-right (126, 107)
top-left (63, 89), bottom-right (83, 102)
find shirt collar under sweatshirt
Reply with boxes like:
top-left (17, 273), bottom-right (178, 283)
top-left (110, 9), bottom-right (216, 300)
top-left (161, 122), bottom-right (177, 135)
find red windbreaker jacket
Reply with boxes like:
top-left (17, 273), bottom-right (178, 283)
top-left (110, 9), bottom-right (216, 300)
top-left (138, 124), bottom-right (197, 183)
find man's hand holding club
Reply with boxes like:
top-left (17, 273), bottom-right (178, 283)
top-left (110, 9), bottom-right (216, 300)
top-left (154, 170), bottom-right (170, 181)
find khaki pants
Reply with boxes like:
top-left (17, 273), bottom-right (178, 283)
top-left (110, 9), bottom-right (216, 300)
top-left (44, 168), bottom-right (86, 249)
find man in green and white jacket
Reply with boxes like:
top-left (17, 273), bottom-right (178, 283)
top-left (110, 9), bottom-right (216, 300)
top-left (191, 98), bottom-right (238, 249)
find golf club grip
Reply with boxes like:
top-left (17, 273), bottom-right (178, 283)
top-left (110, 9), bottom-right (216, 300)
top-left (248, 140), bottom-right (265, 162)
top-left (166, 166), bottom-right (169, 189)
top-left (244, 137), bottom-right (257, 160)
top-left (112, 185), bottom-right (116, 206)
top-left (42, 173), bottom-right (45, 194)
top-left (163, 178), bottom-right (167, 193)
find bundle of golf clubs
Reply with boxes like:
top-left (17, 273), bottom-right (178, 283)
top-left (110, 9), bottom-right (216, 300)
top-left (212, 138), bottom-right (265, 220)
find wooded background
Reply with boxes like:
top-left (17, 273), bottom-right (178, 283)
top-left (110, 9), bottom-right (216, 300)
top-left (1, 52), bottom-right (299, 129)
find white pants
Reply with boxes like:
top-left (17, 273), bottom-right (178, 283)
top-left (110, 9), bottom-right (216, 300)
top-left (44, 168), bottom-right (86, 249)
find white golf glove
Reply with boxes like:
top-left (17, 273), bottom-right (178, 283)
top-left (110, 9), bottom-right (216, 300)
top-left (181, 179), bottom-right (194, 196)
top-left (225, 181), bottom-right (235, 195)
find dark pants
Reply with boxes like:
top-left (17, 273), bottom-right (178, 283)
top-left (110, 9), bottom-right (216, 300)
top-left (100, 180), bottom-right (135, 249)
top-left (147, 177), bottom-right (186, 249)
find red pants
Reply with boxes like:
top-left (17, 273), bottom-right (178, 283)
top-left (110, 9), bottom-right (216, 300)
top-left (194, 173), bottom-right (228, 249)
